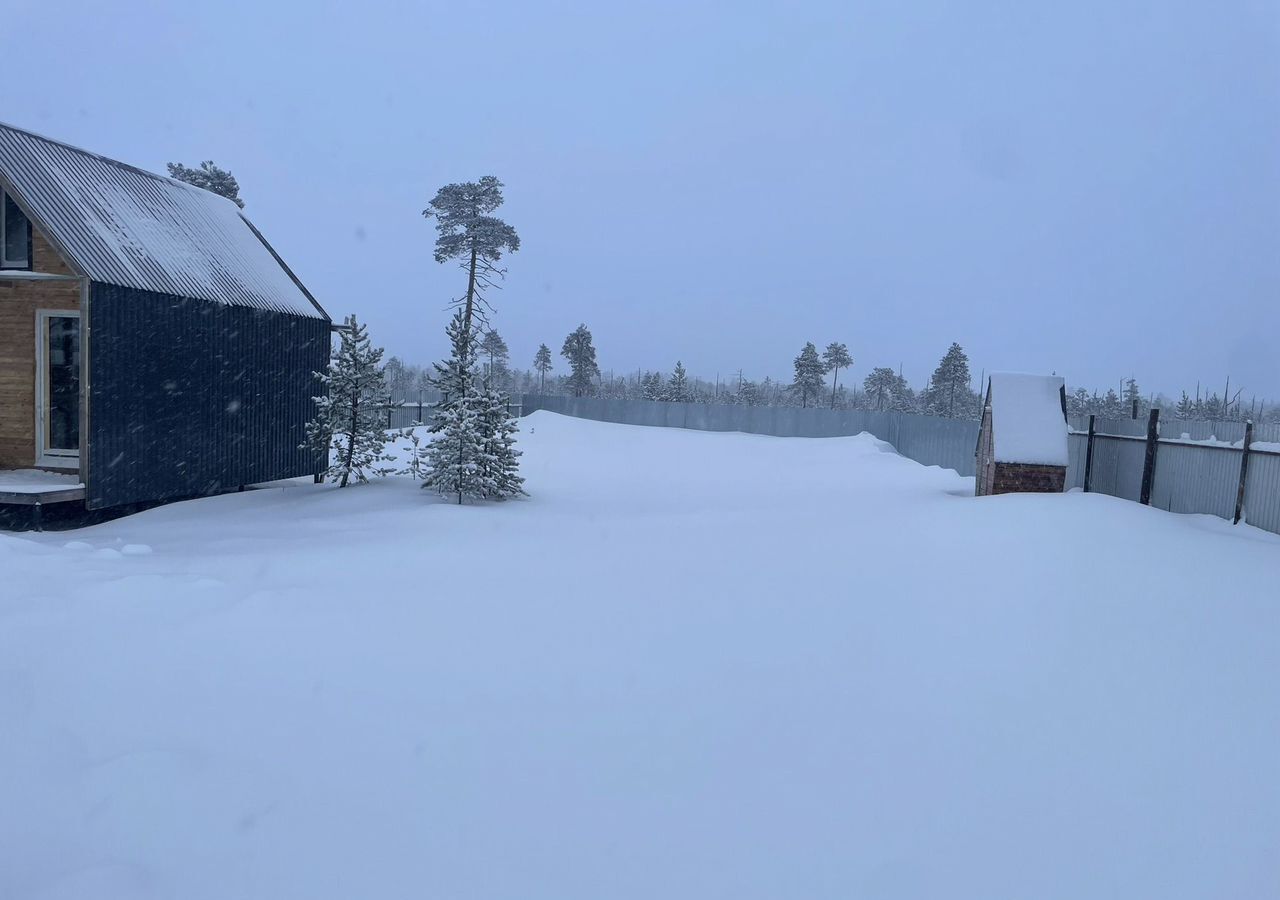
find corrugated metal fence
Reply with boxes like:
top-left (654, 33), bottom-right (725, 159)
top-left (519, 394), bottom-right (981, 476)
top-left (516, 394), bottom-right (1280, 536)
top-left (1068, 415), bottom-right (1280, 536)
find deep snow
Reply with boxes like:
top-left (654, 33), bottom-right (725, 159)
top-left (2, 412), bottom-right (1277, 899)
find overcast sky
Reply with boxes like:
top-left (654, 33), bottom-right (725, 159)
top-left (8, 0), bottom-right (1279, 399)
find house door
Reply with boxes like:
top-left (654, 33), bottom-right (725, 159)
top-left (36, 310), bottom-right (80, 468)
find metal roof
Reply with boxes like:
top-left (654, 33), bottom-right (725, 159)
top-left (0, 121), bottom-right (327, 319)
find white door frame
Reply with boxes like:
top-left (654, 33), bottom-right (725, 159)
top-left (34, 308), bottom-right (81, 469)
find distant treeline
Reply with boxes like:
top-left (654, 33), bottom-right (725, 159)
top-left (380, 326), bottom-right (1279, 425)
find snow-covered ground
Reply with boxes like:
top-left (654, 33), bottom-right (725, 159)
top-left (3, 412), bottom-right (1277, 899)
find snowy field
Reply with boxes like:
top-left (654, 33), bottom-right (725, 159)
top-left (3, 411), bottom-right (1278, 899)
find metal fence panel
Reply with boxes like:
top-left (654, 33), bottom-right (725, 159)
top-left (519, 395), bottom-right (980, 475)
top-left (1243, 451), bottom-right (1280, 534)
top-left (1086, 435), bottom-right (1146, 501)
top-left (1149, 443), bottom-right (1240, 520)
top-left (1161, 419), bottom-right (1249, 444)
top-left (1066, 433), bottom-right (1088, 489)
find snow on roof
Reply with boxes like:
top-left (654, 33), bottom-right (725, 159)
top-left (988, 373), bottom-right (1068, 466)
top-left (0, 121), bottom-right (327, 320)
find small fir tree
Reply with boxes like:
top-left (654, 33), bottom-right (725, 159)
top-left (305, 315), bottom-right (395, 487)
top-left (823, 342), bottom-right (853, 409)
top-left (477, 386), bottom-right (526, 498)
top-left (791, 342), bottom-right (826, 408)
top-left (166, 161), bottom-right (245, 208)
top-left (420, 311), bottom-right (490, 503)
top-left (666, 361), bottom-right (691, 402)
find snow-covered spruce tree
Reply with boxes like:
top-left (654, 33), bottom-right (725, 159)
top-left (791, 342), bottom-right (826, 408)
top-left (561, 324), bottom-right (600, 397)
top-left (666, 361), bottom-right (691, 402)
top-left (478, 385), bottom-right (525, 498)
top-left (823, 342), bottom-right (853, 409)
top-left (420, 311), bottom-right (490, 503)
top-left (306, 314), bottom-right (395, 487)
top-left (533, 343), bottom-right (553, 393)
top-left (166, 161), bottom-right (245, 208)
top-left (641, 371), bottom-right (664, 401)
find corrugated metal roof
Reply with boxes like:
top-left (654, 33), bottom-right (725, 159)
top-left (0, 121), bottom-right (327, 319)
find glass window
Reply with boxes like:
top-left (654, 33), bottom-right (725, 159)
top-left (2, 189), bottom-right (32, 268)
top-left (44, 315), bottom-right (81, 455)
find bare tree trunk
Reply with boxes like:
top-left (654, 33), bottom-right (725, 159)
top-left (830, 368), bottom-right (839, 409)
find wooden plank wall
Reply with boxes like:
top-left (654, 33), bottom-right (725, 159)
top-left (0, 230), bottom-right (80, 468)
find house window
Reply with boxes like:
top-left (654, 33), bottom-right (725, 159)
top-left (2, 188), bottom-right (32, 269)
top-left (36, 310), bottom-right (81, 467)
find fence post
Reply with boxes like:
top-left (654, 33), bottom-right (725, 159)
top-left (1234, 420), bottom-right (1254, 525)
top-left (1083, 414), bottom-right (1096, 493)
top-left (417, 390), bottom-right (423, 424)
top-left (1139, 408), bottom-right (1160, 506)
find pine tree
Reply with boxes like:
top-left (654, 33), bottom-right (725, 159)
top-left (421, 311), bottom-right (490, 503)
top-left (666, 361), bottom-right (691, 402)
top-left (736, 378), bottom-right (761, 406)
top-left (561, 324), bottom-right (599, 397)
top-left (791, 342), bottom-right (826, 408)
top-left (1123, 378), bottom-right (1144, 418)
top-left (925, 343), bottom-right (974, 418)
top-left (822, 342), bottom-right (853, 409)
top-left (863, 367), bottom-right (899, 411)
top-left (533, 343), bottom-right (553, 393)
top-left (166, 161), bottom-right (245, 208)
top-left (383, 355), bottom-right (412, 403)
top-left (479, 329), bottom-right (510, 389)
top-left (422, 176), bottom-right (520, 339)
top-left (305, 315), bottom-right (395, 487)
top-left (1070, 386), bottom-right (1092, 417)
top-left (1099, 388), bottom-right (1124, 418)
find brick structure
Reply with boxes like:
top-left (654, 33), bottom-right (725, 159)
top-left (990, 462), bottom-right (1067, 495)
top-left (975, 373), bottom-right (1069, 497)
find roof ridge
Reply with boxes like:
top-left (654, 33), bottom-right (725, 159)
top-left (0, 119), bottom-right (232, 204)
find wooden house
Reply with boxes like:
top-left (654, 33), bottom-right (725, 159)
top-left (0, 122), bottom-right (330, 520)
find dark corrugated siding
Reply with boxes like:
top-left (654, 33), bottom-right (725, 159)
top-left (87, 283), bottom-right (329, 509)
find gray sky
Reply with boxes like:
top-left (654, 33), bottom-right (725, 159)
top-left (9, 0), bottom-right (1279, 399)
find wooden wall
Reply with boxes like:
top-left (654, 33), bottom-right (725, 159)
top-left (0, 230), bottom-right (81, 468)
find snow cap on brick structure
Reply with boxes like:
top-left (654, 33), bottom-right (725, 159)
top-left (988, 373), bottom-right (1068, 466)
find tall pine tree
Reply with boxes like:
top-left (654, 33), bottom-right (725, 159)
top-left (823, 342), bottom-right (853, 409)
top-left (305, 315), bottom-right (395, 487)
top-left (561, 324), bottom-right (599, 397)
top-left (791, 342), bottom-right (825, 408)
top-left (925, 343), bottom-right (974, 418)
top-left (533, 343), bottom-right (553, 393)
